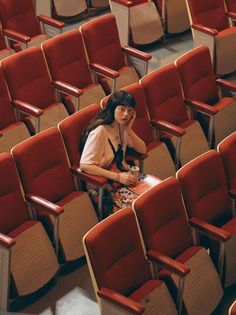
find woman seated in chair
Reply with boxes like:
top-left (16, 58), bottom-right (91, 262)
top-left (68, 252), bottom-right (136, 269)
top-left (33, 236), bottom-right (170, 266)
top-left (80, 90), bottom-right (146, 214)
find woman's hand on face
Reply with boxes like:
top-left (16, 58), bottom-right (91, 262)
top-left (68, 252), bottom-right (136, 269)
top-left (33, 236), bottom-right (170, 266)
top-left (126, 110), bottom-right (136, 131)
top-left (118, 172), bottom-right (138, 186)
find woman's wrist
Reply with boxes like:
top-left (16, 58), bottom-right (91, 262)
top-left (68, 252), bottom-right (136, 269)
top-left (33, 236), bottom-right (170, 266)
top-left (117, 172), bottom-right (120, 182)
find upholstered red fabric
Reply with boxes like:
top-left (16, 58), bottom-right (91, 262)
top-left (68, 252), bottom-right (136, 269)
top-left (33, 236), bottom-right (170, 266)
top-left (218, 132), bottom-right (236, 190)
top-left (81, 14), bottom-right (125, 70)
top-left (141, 64), bottom-right (188, 125)
top-left (8, 220), bottom-right (36, 239)
top-left (134, 177), bottom-right (193, 258)
top-left (0, 0), bottom-right (41, 37)
top-left (187, 0), bottom-right (229, 31)
top-left (2, 47), bottom-right (56, 110)
top-left (42, 29), bottom-right (92, 89)
top-left (0, 153), bottom-right (29, 235)
top-left (177, 150), bottom-right (232, 227)
top-left (225, 0), bottom-right (236, 11)
top-left (84, 208), bottom-right (151, 295)
top-left (12, 128), bottom-right (74, 203)
top-left (59, 104), bottom-right (101, 167)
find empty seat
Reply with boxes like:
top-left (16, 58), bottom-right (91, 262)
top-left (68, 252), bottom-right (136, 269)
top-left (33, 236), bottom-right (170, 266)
top-left (185, 0), bottom-right (236, 75)
top-left (52, 0), bottom-right (87, 18)
top-left (83, 207), bottom-right (178, 315)
top-left (134, 177), bottom-right (223, 315)
top-left (177, 150), bottom-right (236, 287)
top-left (176, 45), bottom-right (236, 147)
top-left (121, 83), bottom-right (176, 179)
top-left (0, 0), bottom-right (65, 51)
top-left (1, 46), bottom-right (71, 134)
top-left (109, 0), bottom-right (164, 46)
top-left (58, 104), bottom-right (107, 220)
top-left (80, 13), bottom-right (152, 94)
top-left (11, 127), bottom-right (99, 262)
top-left (141, 63), bottom-right (209, 167)
top-left (42, 29), bottom-right (106, 111)
top-left (0, 152), bottom-right (59, 311)
top-left (154, 0), bottom-right (190, 34)
top-left (0, 65), bottom-right (31, 153)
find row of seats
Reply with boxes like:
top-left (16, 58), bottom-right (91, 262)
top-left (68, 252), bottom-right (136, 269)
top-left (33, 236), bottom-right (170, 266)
top-left (84, 131), bottom-right (236, 315)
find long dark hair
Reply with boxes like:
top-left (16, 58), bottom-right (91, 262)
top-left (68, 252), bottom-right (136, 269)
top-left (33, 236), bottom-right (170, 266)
top-left (80, 90), bottom-right (135, 152)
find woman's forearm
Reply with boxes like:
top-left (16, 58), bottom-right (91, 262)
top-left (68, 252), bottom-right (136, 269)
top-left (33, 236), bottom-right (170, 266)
top-left (80, 163), bottom-right (119, 181)
top-left (127, 130), bottom-right (146, 154)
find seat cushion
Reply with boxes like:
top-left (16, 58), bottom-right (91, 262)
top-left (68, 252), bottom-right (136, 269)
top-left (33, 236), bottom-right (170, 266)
top-left (53, 0), bottom-right (87, 16)
top-left (9, 220), bottom-right (59, 296)
top-left (129, 2), bottom-right (164, 45)
top-left (57, 191), bottom-right (98, 261)
top-left (165, 0), bottom-right (189, 33)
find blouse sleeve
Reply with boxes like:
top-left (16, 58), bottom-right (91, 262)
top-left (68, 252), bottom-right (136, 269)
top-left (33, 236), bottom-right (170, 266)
top-left (80, 126), bottom-right (105, 165)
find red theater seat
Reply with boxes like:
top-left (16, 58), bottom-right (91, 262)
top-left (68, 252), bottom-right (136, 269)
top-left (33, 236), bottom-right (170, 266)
top-left (42, 29), bottom-right (106, 111)
top-left (0, 152), bottom-right (59, 311)
top-left (52, 0), bottom-right (87, 18)
top-left (83, 207), bottom-right (178, 315)
top-left (80, 14), bottom-right (152, 94)
top-left (177, 150), bottom-right (236, 287)
top-left (134, 177), bottom-right (223, 315)
top-left (141, 63), bottom-right (209, 168)
top-left (11, 127), bottom-right (99, 263)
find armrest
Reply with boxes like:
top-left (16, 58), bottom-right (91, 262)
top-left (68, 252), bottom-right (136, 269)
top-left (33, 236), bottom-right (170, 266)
top-left (122, 46), bottom-right (152, 62)
top-left (191, 24), bottom-right (218, 36)
top-left (185, 98), bottom-right (218, 116)
top-left (98, 287), bottom-right (145, 314)
top-left (189, 217), bottom-right (231, 242)
top-left (12, 99), bottom-right (43, 118)
top-left (151, 119), bottom-right (185, 137)
top-left (227, 11), bottom-right (236, 20)
top-left (25, 194), bottom-right (64, 216)
top-left (37, 15), bottom-right (65, 29)
top-left (53, 80), bottom-right (83, 98)
top-left (0, 232), bottom-right (15, 248)
top-left (71, 165), bottom-right (107, 186)
top-left (110, 0), bottom-right (133, 6)
top-left (147, 250), bottom-right (190, 277)
top-left (90, 63), bottom-right (120, 79)
top-left (216, 78), bottom-right (236, 93)
top-left (229, 189), bottom-right (236, 199)
top-left (3, 29), bottom-right (31, 44)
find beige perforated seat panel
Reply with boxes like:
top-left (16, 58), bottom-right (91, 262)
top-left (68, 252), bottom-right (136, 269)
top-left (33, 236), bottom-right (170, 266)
top-left (19, 34), bottom-right (47, 50)
top-left (170, 121), bottom-right (209, 165)
top-left (171, 248), bottom-right (223, 315)
top-left (101, 66), bottom-right (139, 92)
top-left (0, 48), bottom-right (15, 61)
top-left (71, 84), bottom-right (105, 110)
top-left (214, 101), bottom-right (236, 145)
top-left (11, 221), bottom-right (59, 296)
top-left (129, 2), bottom-right (164, 45)
top-left (144, 143), bottom-right (176, 180)
top-left (90, 0), bottom-right (109, 7)
top-left (100, 282), bottom-right (177, 315)
top-left (216, 30), bottom-right (236, 75)
top-left (53, 0), bottom-right (87, 16)
top-left (58, 192), bottom-right (98, 261)
top-left (224, 234), bottom-right (236, 287)
top-left (0, 123), bottom-right (30, 153)
top-left (166, 0), bottom-right (190, 33)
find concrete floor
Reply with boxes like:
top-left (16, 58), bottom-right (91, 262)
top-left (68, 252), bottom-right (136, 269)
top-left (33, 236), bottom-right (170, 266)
top-left (5, 20), bottom-right (236, 315)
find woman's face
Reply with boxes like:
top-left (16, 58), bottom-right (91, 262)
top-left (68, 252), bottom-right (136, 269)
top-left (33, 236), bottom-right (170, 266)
top-left (114, 105), bottom-right (133, 126)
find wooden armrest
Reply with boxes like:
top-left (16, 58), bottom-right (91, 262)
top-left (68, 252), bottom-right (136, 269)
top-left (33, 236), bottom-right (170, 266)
top-left (90, 63), bottom-right (120, 79)
top-left (71, 166), bottom-right (107, 186)
top-left (53, 80), bottom-right (83, 98)
top-left (147, 250), bottom-right (190, 277)
top-left (216, 78), bottom-right (236, 93)
top-left (12, 99), bottom-right (43, 117)
top-left (25, 194), bottom-right (64, 216)
top-left (37, 15), bottom-right (65, 28)
top-left (122, 46), bottom-right (152, 61)
top-left (185, 99), bottom-right (218, 115)
top-left (189, 217), bottom-right (231, 242)
top-left (3, 29), bottom-right (31, 43)
top-left (151, 119), bottom-right (185, 137)
top-left (98, 287), bottom-right (145, 314)
top-left (191, 24), bottom-right (218, 36)
top-left (0, 232), bottom-right (15, 248)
